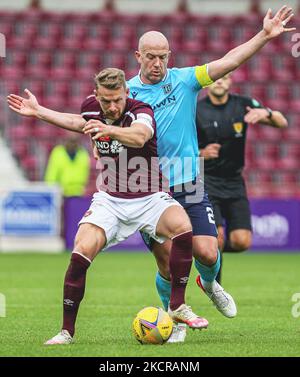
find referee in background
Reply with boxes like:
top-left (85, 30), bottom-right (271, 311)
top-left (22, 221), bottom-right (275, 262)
top-left (196, 73), bottom-right (288, 282)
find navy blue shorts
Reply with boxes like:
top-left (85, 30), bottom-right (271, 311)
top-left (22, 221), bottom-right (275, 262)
top-left (141, 184), bottom-right (218, 250)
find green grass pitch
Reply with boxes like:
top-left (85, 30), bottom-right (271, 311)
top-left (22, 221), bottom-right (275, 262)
top-left (0, 251), bottom-right (299, 357)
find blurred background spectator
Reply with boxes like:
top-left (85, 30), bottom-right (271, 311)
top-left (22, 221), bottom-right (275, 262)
top-left (45, 134), bottom-right (90, 197)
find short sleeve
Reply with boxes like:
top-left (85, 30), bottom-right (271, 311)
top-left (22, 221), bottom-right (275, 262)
top-left (243, 96), bottom-right (264, 109)
top-left (131, 103), bottom-right (155, 137)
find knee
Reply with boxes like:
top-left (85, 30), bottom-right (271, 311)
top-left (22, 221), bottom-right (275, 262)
top-left (230, 233), bottom-right (252, 252)
top-left (199, 248), bottom-right (218, 265)
top-left (74, 227), bottom-right (103, 260)
top-left (74, 237), bottom-right (92, 258)
top-left (194, 238), bottom-right (219, 266)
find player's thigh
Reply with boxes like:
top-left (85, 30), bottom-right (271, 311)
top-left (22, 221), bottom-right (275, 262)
top-left (155, 205), bottom-right (192, 239)
top-left (77, 196), bottom-right (120, 256)
top-left (74, 223), bottom-right (107, 261)
top-left (186, 192), bottom-right (218, 238)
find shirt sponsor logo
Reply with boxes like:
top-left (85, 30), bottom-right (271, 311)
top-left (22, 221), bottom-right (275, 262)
top-left (95, 139), bottom-right (124, 155)
top-left (153, 95), bottom-right (176, 111)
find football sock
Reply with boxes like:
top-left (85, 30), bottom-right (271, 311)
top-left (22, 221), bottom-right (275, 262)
top-left (215, 251), bottom-right (223, 283)
top-left (155, 271), bottom-right (171, 311)
top-left (62, 252), bottom-right (91, 337)
top-left (194, 249), bottom-right (221, 287)
top-left (169, 231), bottom-right (193, 311)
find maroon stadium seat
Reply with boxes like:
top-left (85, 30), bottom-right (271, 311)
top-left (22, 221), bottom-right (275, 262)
top-left (11, 140), bottom-right (31, 160)
top-left (9, 124), bottom-right (32, 140)
top-left (254, 142), bottom-right (279, 170)
top-left (256, 126), bottom-right (284, 142)
top-left (26, 52), bottom-right (52, 79)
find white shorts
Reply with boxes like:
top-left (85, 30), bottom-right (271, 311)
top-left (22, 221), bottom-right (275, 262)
top-left (78, 191), bottom-right (181, 250)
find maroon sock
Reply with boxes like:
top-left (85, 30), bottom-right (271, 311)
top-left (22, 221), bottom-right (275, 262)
top-left (169, 231), bottom-right (193, 311)
top-left (62, 252), bottom-right (91, 337)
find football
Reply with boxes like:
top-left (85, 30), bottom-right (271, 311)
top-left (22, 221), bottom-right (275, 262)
top-left (132, 306), bottom-right (173, 344)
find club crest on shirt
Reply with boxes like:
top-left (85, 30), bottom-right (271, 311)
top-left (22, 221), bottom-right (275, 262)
top-left (233, 122), bottom-right (243, 137)
top-left (162, 83), bottom-right (172, 94)
top-left (110, 140), bottom-right (124, 154)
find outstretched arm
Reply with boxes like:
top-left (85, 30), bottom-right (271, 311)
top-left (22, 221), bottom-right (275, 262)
top-left (207, 6), bottom-right (296, 81)
top-left (7, 89), bottom-right (86, 133)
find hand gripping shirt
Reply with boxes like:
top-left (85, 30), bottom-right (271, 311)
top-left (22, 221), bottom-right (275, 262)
top-left (127, 65), bottom-right (213, 187)
top-left (81, 96), bottom-right (167, 198)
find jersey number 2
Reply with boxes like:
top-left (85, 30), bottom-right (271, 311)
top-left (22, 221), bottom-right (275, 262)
top-left (206, 207), bottom-right (215, 224)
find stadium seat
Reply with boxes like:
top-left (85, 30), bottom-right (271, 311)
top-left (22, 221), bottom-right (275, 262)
top-left (45, 80), bottom-right (70, 97)
top-left (249, 84), bottom-right (267, 104)
top-left (26, 52), bottom-right (52, 79)
top-left (77, 52), bottom-right (102, 71)
top-left (20, 80), bottom-right (45, 100)
top-left (104, 52), bottom-right (127, 70)
top-left (70, 81), bottom-right (94, 100)
top-left (248, 55), bottom-right (273, 82)
top-left (245, 170), bottom-right (273, 197)
top-left (182, 29), bottom-right (207, 53)
top-left (282, 121), bottom-right (300, 140)
top-left (272, 55), bottom-right (295, 81)
top-left (10, 141), bottom-right (30, 160)
top-left (32, 124), bottom-right (61, 139)
top-left (256, 126), bottom-right (284, 142)
top-left (254, 142), bottom-right (279, 170)
top-left (59, 25), bottom-right (87, 49)
top-left (271, 171), bottom-right (298, 198)
top-left (67, 96), bottom-right (86, 113)
top-left (33, 23), bottom-right (62, 49)
top-left (289, 83), bottom-right (300, 111)
top-left (8, 124), bottom-right (32, 140)
top-left (231, 66), bottom-right (249, 84)
top-left (1, 66), bottom-right (25, 80)
top-left (3, 81), bottom-right (20, 96)
top-left (21, 155), bottom-right (39, 180)
top-left (277, 142), bottom-right (299, 170)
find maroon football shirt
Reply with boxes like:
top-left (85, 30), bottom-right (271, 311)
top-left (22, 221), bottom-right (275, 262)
top-left (81, 95), bottom-right (168, 198)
